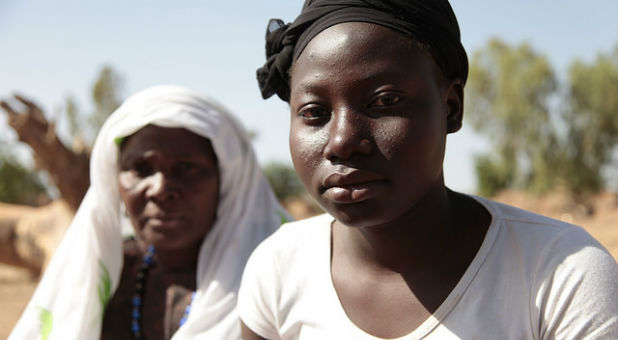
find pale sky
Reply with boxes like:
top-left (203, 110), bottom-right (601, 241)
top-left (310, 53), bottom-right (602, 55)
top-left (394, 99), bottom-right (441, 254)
top-left (1, 0), bottom-right (616, 193)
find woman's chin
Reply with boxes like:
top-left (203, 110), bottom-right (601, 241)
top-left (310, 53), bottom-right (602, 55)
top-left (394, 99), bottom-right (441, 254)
top-left (325, 202), bottom-right (394, 229)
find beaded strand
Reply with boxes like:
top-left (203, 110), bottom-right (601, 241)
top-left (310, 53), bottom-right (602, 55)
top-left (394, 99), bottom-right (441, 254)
top-left (179, 292), bottom-right (197, 326)
top-left (131, 245), bottom-right (155, 339)
top-left (130, 245), bottom-right (197, 339)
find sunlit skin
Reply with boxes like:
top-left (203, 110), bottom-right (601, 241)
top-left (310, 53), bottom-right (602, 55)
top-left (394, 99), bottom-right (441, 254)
top-left (241, 23), bottom-right (489, 339)
top-left (102, 125), bottom-right (220, 340)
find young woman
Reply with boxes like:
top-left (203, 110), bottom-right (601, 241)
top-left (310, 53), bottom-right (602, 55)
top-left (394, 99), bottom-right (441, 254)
top-left (238, 1), bottom-right (618, 339)
top-left (9, 85), bottom-right (288, 339)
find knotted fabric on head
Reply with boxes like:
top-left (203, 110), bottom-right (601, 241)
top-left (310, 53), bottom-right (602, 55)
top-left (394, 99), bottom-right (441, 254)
top-left (256, 0), bottom-right (468, 102)
top-left (9, 85), bottom-right (289, 340)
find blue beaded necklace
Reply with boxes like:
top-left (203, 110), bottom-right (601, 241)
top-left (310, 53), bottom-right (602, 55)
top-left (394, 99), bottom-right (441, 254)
top-left (131, 245), bottom-right (196, 339)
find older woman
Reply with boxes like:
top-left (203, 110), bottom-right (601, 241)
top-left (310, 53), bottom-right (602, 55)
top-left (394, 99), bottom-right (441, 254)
top-left (10, 85), bottom-right (288, 339)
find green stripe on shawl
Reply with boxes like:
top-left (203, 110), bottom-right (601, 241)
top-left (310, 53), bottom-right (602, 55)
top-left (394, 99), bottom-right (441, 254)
top-left (35, 307), bottom-right (52, 340)
top-left (98, 260), bottom-right (112, 312)
top-left (114, 136), bottom-right (125, 147)
top-left (277, 211), bottom-right (288, 225)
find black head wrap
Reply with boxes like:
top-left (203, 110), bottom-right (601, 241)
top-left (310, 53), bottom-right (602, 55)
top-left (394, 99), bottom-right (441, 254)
top-left (256, 0), bottom-right (468, 102)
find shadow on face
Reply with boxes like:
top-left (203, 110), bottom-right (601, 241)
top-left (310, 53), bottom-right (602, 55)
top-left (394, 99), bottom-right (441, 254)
top-left (117, 125), bottom-right (220, 252)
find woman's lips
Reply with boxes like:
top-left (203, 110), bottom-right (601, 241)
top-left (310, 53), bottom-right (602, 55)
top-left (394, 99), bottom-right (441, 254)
top-left (143, 214), bottom-right (186, 229)
top-left (322, 170), bottom-right (387, 203)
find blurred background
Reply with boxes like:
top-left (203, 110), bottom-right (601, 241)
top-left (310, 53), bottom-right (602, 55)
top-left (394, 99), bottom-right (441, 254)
top-left (1, 1), bottom-right (616, 337)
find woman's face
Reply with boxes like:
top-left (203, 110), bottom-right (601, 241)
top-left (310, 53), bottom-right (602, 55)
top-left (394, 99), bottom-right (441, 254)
top-left (289, 22), bottom-right (463, 228)
top-left (118, 125), bottom-right (219, 251)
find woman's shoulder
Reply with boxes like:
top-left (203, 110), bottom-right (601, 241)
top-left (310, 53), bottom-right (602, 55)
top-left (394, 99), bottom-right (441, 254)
top-left (281, 213), bottom-right (333, 231)
top-left (101, 239), bottom-right (141, 339)
top-left (264, 213), bottom-right (332, 246)
top-left (247, 213), bottom-right (332, 269)
top-left (471, 194), bottom-right (614, 264)
top-left (123, 237), bottom-right (141, 256)
top-left (121, 237), bottom-right (142, 271)
top-left (239, 214), bottom-right (334, 315)
top-left (472, 194), bottom-right (586, 233)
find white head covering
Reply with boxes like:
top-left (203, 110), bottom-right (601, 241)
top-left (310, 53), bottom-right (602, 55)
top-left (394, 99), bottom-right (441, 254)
top-left (9, 85), bottom-right (288, 340)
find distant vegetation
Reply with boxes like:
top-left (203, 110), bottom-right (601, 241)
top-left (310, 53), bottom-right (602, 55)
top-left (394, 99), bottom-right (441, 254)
top-left (466, 39), bottom-right (617, 201)
top-left (0, 148), bottom-right (47, 205)
top-left (262, 161), bottom-right (306, 202)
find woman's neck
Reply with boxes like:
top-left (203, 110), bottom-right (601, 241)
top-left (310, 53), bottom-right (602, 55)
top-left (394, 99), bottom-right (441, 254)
top-left (334, 183), bottom-right (461, 273)
top-left (135, 238), bottom-right (201, 272)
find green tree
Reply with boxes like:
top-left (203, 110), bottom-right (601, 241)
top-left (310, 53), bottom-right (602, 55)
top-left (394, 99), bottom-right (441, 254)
top-left (466, 39), bottom-right (559, 196)
top-left (466, 39), bottom-right (618, 199)
top-left (63, 66), bottom-right (123, 149)
top-left (560, 49), bottom-right (618, 197)
top-left (90, 65), bottom-right (122, 138)
top-left (63, 96), bottom-right (87, 151)
top-left (0, 148), bottom-right (47, 205)
top-left (262, 162), bottom-right (305, 202)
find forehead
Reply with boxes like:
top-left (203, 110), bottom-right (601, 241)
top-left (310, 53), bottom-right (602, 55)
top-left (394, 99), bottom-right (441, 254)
top-left (301, 22), bottom-right (418, 59)
top-left (290, 22), bottom-right (439, 92)
top-left (119, 125), bottom-right (215, 159)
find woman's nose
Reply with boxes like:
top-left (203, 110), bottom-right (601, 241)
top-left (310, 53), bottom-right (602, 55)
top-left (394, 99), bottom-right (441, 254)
top-left (323, 110), bottom-right (372, 162)
top-left (145, 171), bottom-right (180, 201)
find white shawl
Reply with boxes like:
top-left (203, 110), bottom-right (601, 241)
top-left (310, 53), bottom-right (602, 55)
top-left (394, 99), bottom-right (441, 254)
top-left (9, 85), bottom-right (287, 340)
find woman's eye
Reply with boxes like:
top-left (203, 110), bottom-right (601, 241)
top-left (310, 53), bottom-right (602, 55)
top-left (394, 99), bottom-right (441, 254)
top-left (175, 162), bottom-right (212, 178)
top-left (298, 106), bottom-right (329, 121)
top-left (369, 93), bottom-right (403, 108)
top-left (134, 162), bottom-right (153, 176)
top-left (177, 162), bottom-right (195, 172)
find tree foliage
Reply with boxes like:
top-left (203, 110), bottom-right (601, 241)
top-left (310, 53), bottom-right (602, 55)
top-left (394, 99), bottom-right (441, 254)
top-left (560, 50), bottom-right (618, 196)
top-left (262, 162), bottom-right (306, 202)
top-left (466, 39), bottom-right (618, 199)
top-left (64, 65), bottom-right (123, 148)
top-left (90, 65), bottom-right (122, 138)
top-left (0, 148), bottom-right (47, 205)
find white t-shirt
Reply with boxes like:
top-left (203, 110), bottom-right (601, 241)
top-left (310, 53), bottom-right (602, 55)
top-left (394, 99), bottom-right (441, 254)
top-left (238, 196), bottom-right (618, 340)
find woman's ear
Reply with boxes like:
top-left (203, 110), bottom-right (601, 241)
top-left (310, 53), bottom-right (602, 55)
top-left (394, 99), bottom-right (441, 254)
top-left (445, 79), bottom-right (464, 134)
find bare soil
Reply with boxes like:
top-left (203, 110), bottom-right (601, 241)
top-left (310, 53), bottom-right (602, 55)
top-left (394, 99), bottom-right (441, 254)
top-left (0, 265), bottom-right (37, 339)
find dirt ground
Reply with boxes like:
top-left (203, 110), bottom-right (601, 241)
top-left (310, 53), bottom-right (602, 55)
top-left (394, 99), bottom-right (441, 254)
top-left (0, 265), bottom-right (37, 339)
top-left (0, 190), bottom-right (616, 338)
